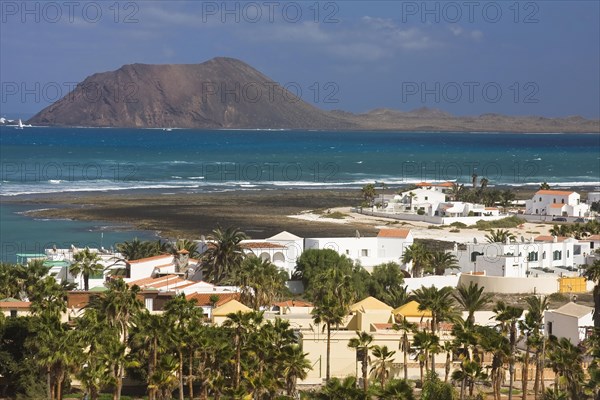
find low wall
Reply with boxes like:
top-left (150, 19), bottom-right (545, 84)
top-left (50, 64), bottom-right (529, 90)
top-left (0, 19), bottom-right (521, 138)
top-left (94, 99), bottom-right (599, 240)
top-left (459, 274), bottom-right (559, 294)
top-left (357, 209), bottom-right (505, 225)
top-left (404, 275), bottom-right (460, 292)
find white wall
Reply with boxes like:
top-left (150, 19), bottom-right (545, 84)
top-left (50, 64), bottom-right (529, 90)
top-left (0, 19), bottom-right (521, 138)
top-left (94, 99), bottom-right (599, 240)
top-left (404, 275), bottom-right (460, 293)
top-left (459, 274), bottom-right (559, 294)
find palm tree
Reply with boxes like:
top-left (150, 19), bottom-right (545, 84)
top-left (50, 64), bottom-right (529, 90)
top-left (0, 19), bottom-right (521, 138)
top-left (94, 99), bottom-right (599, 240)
top-left (130, 311), bottom-right (167, 400)
top-left (546, 336), bottom-right (586, 400)
top-left (362, 183), bottom-right (377, 206)
top-left (521, 295), bottom-right (549, 400)
top-left (500, 189), bottom-right (516, 211)
top-left (584, 260), bottom-right (600, 328)
top-left (310, 376), bottom-right (367, 399)
top-left (476, 325), bottom-right (510, 400)
top-left (480, 177), bottom-right (489, 190)
top-left (232, 256), bottom-right (288, 310)
top-left (539, 182), bottom-right (551, 190)
top-left (394, 317), bottom-right (417, 381)
top-left (281, 344), bottom-right (312, 397)
top-left (379, 379), bottom-right (415, 400)
top-left (408, 191), bottom-right (417, 211)
top-left (452, 359), bottom-right (488, 399)
top-left (426, 251), bottom-right (458, 276)
top-left (402, 243), bottom-right (431, 278)
top-left (411, 285), bottom-right (458, 371)
top-left (201, 226), bottom-right (247, 284)
top-left (485, 228), bottom-right (516, 243)
top-left (91, 278), bottom-right (142, 400)
top-left (348, 331), bottom-right (374, 392)
top-left (370, 345), bottom-right (396, 388)
top-left (312, 294), bottom-right (350, 382)
top-left (70, 247), bottom-right (104, 291)
top-left (449, 183), bottom-right (465, 201)
top-left (223, 310), bottom-right (263, 389)
top-left (471, 173), bottom-right (478, 188)
top-left (494, 301), bottom-right (524, 400)
top-left (453, 282), bottom-right (493, 326)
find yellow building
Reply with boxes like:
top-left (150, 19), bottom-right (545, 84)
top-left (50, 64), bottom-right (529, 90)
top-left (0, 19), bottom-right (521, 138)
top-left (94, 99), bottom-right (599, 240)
top-left (211, 299), bottom-right (252, 326)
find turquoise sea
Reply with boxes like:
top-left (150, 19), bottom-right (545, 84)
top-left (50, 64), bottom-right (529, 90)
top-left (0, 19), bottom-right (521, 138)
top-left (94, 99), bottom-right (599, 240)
top-left (1, 127), bottom-right (599, 262)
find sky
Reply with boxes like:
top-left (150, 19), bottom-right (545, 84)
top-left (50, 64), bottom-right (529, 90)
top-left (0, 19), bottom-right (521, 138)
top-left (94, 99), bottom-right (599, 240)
top-left (1, 0), bottom-right (599, 119)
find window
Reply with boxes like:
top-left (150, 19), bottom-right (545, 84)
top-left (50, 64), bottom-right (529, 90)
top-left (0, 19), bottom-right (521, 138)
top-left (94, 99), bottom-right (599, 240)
top-left (553, 250), bottom-right (562, 261)
top-left (145, 297), bottom-right (154, 311)
top-left (553, 198), bottom-right (556, 203)
top-left (361, 249), bottom-right (369, 257)
top-left (10, 310), bottom-right (17, 318)
top-left (561, 199), bottom-right (565, 204)
top-left (425, 196), bottom-right (428, 200)
top-left (592, 242), bottom-right (595, 249)
top-left (574, 245), bottom-right (581, 255)
top-left (542, 251), bottom-right (546, 259)
top-left (527, 252), bottom-right (538, 262)
top-left (547, 322), bottom-right (553, 335)
top-left (345, 249), bottom-right (350, 255)
top-left (567, 250), bottom-right (570, 258)
top-left (539, 197), bottom-right (542, 201)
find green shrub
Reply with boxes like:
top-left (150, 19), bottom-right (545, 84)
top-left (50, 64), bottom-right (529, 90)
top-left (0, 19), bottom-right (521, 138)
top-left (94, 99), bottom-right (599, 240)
top-left (450, 222), bottom-right (467, 228)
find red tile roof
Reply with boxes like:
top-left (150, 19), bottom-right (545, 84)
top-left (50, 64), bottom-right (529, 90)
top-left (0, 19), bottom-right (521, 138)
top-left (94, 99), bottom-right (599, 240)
top-left (534, 235), bottom-right (569, 242)
top-left (485, 207), bottom-right (499, 210)
top-left (241, 242), bottom-right (286, 249)
top-left (581, 235), bottom-right (600, 241)
top-left (273, 300), bottom-right (313, 308)
top-left (128, 254), bottom-right (172, 264)
top-left (378, 229), bottom-right (411, 238)
top-left (549, 204), bottom-right (565, 208)
top-left (416, 181), bottom-right (454, 187)
top-left (186, 292), bottom-right (240, 307)
top-left (372, 323), bottom-right (395, 330)
top-left (0, 300), bottom-right (31, 309)
top-left (536, 190), bottom-right (574, 196)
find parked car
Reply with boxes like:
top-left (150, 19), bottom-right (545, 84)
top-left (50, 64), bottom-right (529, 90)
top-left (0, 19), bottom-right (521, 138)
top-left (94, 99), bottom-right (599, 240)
top-left (574, 217), bottom-right (586, 223)
top-left (552, 217), bottom-right (568, 222)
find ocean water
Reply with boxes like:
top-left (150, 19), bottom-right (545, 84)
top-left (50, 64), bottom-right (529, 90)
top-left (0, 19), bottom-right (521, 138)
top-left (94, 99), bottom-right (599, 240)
top-left (1, 127), bottom-right (598, 262)
top-left (1, 127), bottom-right (599, 196)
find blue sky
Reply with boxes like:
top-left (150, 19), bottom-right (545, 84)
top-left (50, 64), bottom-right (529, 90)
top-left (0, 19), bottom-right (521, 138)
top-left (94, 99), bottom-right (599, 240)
top-left (1, 1), bottom-right (599, 118)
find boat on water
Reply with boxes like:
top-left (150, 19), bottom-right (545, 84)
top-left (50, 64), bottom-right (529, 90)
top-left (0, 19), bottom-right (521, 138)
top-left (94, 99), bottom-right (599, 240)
top-left (15, 119), bottom-right (24, 129)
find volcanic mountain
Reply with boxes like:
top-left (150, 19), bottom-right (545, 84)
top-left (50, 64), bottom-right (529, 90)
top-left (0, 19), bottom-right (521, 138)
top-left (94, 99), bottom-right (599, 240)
top-left (28, 57), bottom-right (356, 129)
top-left (28, 57), bottom-right (599, 132)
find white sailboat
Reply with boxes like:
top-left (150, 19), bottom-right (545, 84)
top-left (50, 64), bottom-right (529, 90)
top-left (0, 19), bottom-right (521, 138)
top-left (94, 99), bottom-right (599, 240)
top-left (15, 119), bottom-right (24, 129)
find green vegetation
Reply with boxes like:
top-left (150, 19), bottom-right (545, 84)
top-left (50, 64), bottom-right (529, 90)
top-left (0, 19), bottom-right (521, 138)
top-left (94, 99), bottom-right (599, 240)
top-left (320, 211), bottom-right (348, 219)
top-left (471, 216), bottom-right (526, 230)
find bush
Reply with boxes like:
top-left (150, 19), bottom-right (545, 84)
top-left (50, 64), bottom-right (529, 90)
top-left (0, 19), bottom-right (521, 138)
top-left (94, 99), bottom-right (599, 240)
top-left (417, 209), bottom-right (426, 215)
top-left (320, 211), bottom-right (348, 219)
top-left (471, 216), bottom-right (526, 230)
top-left (450, 222), bottom-right (467, 228)
top-left (548, 292), bottom-right (568, 302)
top-left (427, 225), bottom-right (443, 230)
top-left (450, 228), bottom-right (460, 233)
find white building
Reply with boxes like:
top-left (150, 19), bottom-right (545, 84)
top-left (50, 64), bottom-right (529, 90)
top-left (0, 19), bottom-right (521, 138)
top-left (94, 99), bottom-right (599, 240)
top-left (453, 235), bottom-right (590, 278)
top-left (304, 229), bottom-right (414, 272)
top-left (239, 231), bottom-right (303, 278)
top-left (127, 251), bottom-right (200, 281)
top-left (545, 302), bottom-right (594, 344)
top-left (383, 182), bottom-right (502, 224)
top-left (43, 247), bottom-right (127, 290)
top-left (525, 190), bottom-right (589, 217)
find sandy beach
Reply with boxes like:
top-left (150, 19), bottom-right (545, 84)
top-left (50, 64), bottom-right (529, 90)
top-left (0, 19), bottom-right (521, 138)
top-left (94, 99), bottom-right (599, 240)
top-left (3, 187), bottom-right (557, 242)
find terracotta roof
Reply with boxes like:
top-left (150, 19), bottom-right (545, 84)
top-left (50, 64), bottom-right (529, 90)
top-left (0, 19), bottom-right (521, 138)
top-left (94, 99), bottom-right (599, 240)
top-left (273, 300), bottom-right (313, 308)
top-left (581, 235), bottom-right (600, 241)
top-left (549, 204), bottom-right (565, 208)
top-left (128, 274), bottom-right (178, 286)
top-left (378, 229), bottom-right (411, 239)
top-left (372, 323), bottom-right (395, 330)
top-left (415, 181), bottom-right (454, 187)
top-left (128, 254), bottom-right (172, 264)
top-left (0, 300), bottom-right (32, 309)
top-left (485, 207), bottom-right (498, 210)
top-left (186, 292), bottom-right (240, 307)
top-left (178, 249), bottom-right (190, 254)
top-left (534, 235), bottom-right (569, 243)
top-left (536, 190), bottom-right (574, 196)
top-left (241, 242), bottom-right (286, 249)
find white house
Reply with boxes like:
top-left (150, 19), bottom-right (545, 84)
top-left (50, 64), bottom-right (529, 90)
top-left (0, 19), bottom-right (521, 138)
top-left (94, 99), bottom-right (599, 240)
top-left (127, 251), bottom-right (200, 281)
top-left (453, 236), bottom-right (588, 278)
top-left (525, 190), bottom-right (589, 217)
top-left (545, 302), bottom-right (594, 344)
top-left (239, 231), bottom-right (303, 278)
top-left (385, 187), bottom-right (447, 214)
top-left (304, 229), bottom-right (414, 272)
top-left (43, 247), bottom-right (127, 290)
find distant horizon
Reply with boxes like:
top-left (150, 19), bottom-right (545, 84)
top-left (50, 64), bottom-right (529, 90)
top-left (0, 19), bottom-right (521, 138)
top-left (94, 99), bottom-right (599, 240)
top-left (1, 2), bottom-right (598, 119)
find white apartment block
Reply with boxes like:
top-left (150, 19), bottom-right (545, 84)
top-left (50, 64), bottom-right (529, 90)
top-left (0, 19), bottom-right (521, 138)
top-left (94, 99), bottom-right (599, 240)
top-left (525, 190), bottom-right (589, 217)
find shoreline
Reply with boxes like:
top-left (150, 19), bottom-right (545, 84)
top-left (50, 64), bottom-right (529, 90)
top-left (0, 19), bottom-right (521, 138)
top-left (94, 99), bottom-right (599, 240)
top-left (1, 186), bottom-right (564, 241)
